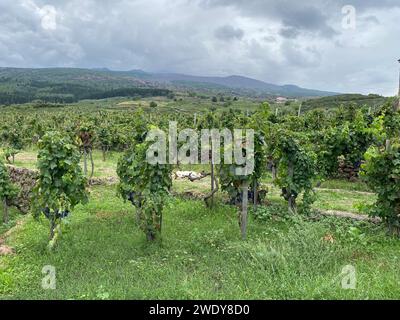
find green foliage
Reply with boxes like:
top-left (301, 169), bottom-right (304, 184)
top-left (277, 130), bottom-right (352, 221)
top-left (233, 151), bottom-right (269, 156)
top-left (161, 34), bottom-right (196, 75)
top-left (362, 141), bottom-right (400, 234)
top-left (96, 124), bottom-right (112, 160)
top-left (0, 161), bottom-right (18, 201)
top-left (149, 101), bottom-right (158, 108)
top-left (33, 131), bottom-right (88, 241)
top-left (313, 109), bottom-right (372, 177)
top-left (251, 203), bottom-right (290, 222)
top-left (117, 138), bottom-right (173, 241)
top-left (0, 159), bottom-right (19, 222)
top-left (218, 131), bottom-right (260, 205)
top-left (379, 99), bottom-right (400, 139)
top-left (0, 125), bottom-right (25, 163)
top-left (77, 122), bottom-right (96, 149)
top-left (270, 129), bottom-right (317, 213)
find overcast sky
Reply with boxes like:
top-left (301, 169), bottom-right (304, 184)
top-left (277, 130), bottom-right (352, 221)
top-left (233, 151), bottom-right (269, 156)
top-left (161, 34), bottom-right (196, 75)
top-left (1, 0), bottom-right (399, 95)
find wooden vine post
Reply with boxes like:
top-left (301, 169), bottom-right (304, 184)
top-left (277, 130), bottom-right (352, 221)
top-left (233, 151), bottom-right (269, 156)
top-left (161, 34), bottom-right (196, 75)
top-left (240, 180), bottom-right (249, 240)
top-left (78, 123), bottom-right (95, 178)
top-left (287, 159), bottom-right (297, 214)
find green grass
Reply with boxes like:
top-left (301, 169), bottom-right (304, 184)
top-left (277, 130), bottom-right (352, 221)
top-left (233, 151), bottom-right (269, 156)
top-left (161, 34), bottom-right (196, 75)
top-left (1, 185), bottom-right (400, 299)
top-left (0, 204), bottom-right (21, 236)
top-left (0, 148), bottom-right (120, 178)
top-left (312, 189), bottom-right (376, 213)
top-left (263, 183), bottom-right (374, 214)
top-left (1, 147), bottom-right (397, 300)
top-left (318, 179), bottom-right (372, 192)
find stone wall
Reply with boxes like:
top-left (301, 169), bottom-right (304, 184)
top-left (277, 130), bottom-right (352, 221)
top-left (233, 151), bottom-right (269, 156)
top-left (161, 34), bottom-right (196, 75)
top-left (337, 156), bottom-right (362, 181)
top-left (5, 165), bottom-right (117, 214)
top-left (7, 165), bottom-right (38, 214)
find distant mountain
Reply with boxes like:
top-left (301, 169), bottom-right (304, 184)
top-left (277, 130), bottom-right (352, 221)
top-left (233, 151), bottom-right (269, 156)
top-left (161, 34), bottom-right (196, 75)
top-left (0, 67), bottom-right (340, 105)
top-left (120, 70), bottom-right (339, 97)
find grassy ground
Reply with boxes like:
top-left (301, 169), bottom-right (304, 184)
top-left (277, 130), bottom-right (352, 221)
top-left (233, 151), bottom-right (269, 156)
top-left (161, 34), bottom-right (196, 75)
top-left (1, 185), bottom-right (400, 300)
top-left (1, 148), bottom-right (119, 178)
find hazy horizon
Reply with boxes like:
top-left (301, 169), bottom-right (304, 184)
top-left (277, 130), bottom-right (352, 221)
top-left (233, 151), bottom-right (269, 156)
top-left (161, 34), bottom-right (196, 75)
top-left (1, 0), bottom-right (399, 96)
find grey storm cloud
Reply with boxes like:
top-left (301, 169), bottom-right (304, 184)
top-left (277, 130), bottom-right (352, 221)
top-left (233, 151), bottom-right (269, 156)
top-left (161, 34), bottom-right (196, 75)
top-left (279, 27), bottom-right (300, 39)
top-left (214, 25), bottom-right (244, 41)
top-left (0, 0), bottom-right (399, 96)
top-left (200, 0), bottom-right (398, 37)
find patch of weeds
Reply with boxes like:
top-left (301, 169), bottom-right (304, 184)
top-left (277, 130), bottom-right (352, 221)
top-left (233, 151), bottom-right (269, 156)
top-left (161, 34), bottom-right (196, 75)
top-left (239, 217), bottom-right (346, 278)
top-left (251, 203), bottom-right (291, 222)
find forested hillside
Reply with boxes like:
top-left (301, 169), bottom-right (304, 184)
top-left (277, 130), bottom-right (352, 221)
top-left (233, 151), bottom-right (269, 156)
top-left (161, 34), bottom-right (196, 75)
top-left (302, 94), bottom-right (387, 111)
top-left (0, 68), bottom-right (171, 104)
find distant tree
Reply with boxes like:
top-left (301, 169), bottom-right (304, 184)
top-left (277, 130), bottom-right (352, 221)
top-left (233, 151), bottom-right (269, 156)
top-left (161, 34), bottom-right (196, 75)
top-left (211, 96), bottom-right (218, 103)
top-left (149, 101), bottom-right (158, 108)
top-left (233, 97), bottom-right (239, 101)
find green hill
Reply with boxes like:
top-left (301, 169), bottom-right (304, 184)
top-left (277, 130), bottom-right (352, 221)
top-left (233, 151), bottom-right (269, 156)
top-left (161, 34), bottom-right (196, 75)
top-left (301, 94), bottom-right (387, 111)
top-left (0, 68), bottom-right (171, 105)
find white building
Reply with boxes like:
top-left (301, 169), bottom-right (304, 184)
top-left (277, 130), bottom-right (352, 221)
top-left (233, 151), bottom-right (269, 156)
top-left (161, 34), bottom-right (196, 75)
top-left (276, 97), bottom-right (288, 104)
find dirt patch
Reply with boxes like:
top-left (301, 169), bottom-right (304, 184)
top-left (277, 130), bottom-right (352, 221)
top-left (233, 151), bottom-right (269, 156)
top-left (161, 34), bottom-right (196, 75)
top-left (316, 188), bottom-right (375, 196)
top-left (89, 176), bottom-right (118, 186)
top-left (172, 190), bottom-right (207, 201)
top-left (0, 245), bottom-right (15, 256)
top-left (320, 210), bottom-right (381, 223)
top-left (15, 152), bottom-right (37, 163)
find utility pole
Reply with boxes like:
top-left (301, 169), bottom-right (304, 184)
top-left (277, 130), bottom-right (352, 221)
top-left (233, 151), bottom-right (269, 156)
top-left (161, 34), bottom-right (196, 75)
top-left (397, 59), bottom-right (400, 111)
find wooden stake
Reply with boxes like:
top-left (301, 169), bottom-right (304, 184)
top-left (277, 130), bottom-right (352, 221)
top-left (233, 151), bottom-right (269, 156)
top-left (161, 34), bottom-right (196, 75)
top-left (241, 181), bottom-right (249, 240)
